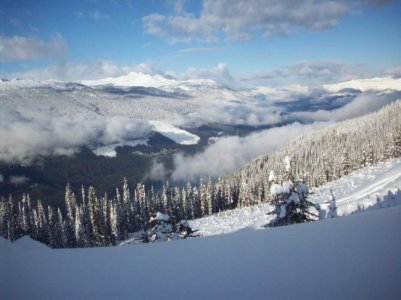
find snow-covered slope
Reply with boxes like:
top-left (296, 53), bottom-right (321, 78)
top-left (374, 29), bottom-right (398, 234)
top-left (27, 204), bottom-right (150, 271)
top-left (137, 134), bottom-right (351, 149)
top-left (323, 76), bottom-right (401, 93)
top-left (190, 158), bottom-right (401, 236)
top-left (82, 72), bottom-right (180, 88)
top-left (2, 204), bottom-right (401, 300)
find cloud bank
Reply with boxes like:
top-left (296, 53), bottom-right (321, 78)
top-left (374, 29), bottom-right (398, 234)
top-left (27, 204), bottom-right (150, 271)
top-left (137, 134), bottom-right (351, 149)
top-left (0, 110), bottom-right (153, 164)
top-left (292, 91), bottom-right (401, 123)
top-left (149, 122), bottom-right (329, 181)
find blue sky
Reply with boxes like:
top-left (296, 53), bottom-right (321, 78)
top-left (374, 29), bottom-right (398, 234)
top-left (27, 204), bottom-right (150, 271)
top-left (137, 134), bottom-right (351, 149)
top-left (1, 0), bottom-right (400, 85)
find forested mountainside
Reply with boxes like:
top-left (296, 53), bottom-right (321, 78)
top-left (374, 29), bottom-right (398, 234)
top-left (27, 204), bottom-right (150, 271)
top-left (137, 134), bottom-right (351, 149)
top-left (1, 101), bottom-right (400, 248)
top-left (230, 100), bottom-right (401, 207)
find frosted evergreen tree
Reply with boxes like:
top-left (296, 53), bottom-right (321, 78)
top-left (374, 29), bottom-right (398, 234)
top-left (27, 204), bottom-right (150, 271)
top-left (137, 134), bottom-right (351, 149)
top-left (359, 143), bottom-right (375, 168)
top-left (181, 187), bottom-right (188, 220)
top-left (199, 178), bottom-right (208, 217)
top-left (56, 208), bottom-right (66, 248)
top-left (20, 194), bottom-right (32, 235)
top-left (207, 178), bottom-right (213, 215)
top-left (88, 186), bottom-right (103, 245)
top-left (110, 202), bottom-right (120, 245)
top-left (340, 149), bottom-right (352, 176)
top-left (185, 182), bottom-right (195, 219)
top-left (267, 156), bottom-right (317, 227)
top-left (139, 212), bottom-right (198, 243)
top-left (389, 129), bottom-right (401, 158)
top-left (64, 184), bottom-right (76, 247)
top-left (135, 183), bottom-right (148, 231)
top-left (161, 183), bottom-right (169, 215)
top-left (122, 177), bottom-right (132, 232)
top-left (74, 205), bottom-right (84, 247)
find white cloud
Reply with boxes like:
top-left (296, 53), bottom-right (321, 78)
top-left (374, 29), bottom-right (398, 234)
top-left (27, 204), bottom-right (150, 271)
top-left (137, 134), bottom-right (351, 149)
top-left (0, 110), bottom-right (153, 164)
top-left (182, 63), bottom-right (236, 88)
top-left (161, 122), bottom-right (328, 181)
top-left (241, 61), bottom-right (373, 88)
top-left (142, 0), bottom-right (389, 42)
top-left (0, 34), bottom-right (67, 63)
top-left (196, 102), bottom-right (284, 127)
top-left (291, 92), bottom-right (401, 122)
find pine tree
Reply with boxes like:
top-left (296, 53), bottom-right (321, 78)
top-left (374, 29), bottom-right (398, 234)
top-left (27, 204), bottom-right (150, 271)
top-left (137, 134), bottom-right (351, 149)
top-left (56, 208), bottom-right (66, 248)
top-left (88, 186), bottom-right (103, 245)
top-left (340, 149), bottom-right (352, 176)
top-left (64, 184), bottom-right (76, 247)
top-left (199, 178), bottom-right (208, 217)
top-left (267, 156), bottom-right (317, 227)
top-left (110, 202), bottom-right (120, 245)
top-left (122, 178), bottom-right (132, 232)
top-left (389, 129), bottom-right (401, 158)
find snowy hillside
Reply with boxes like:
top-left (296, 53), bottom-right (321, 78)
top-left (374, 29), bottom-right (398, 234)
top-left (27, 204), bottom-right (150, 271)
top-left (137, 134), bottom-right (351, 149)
top-left (1, 203), bottom-right (401, 300)
top-left (323, 76), bottom-right (401, 93)
top-left (190, 158), bottom-right (401, 236)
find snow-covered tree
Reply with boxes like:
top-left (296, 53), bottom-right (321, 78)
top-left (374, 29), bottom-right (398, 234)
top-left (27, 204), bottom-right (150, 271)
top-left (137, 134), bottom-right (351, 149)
top-left (267, 157), bottom-right (317, 227)
top-left (139, 212), bottom-right (198, 243)
top-left (64, 184), bottom-right (76, 247)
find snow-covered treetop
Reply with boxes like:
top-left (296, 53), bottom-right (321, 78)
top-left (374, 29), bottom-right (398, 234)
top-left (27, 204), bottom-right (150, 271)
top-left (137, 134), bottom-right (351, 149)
top-left (284, 156), bottom-right (292, 172)
top-left (268, 170), bottom-right (276, 182)
top-left (270, 180), bottom-right (293, 196)
top-left (151, 212), bottom-right (170, 222)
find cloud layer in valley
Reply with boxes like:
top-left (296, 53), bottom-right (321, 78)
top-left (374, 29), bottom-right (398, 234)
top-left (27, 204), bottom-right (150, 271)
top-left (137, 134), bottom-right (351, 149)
top-left (0, 110), bottom-right (153, 164)
top-left (148, 122), bottom-right (329, 181)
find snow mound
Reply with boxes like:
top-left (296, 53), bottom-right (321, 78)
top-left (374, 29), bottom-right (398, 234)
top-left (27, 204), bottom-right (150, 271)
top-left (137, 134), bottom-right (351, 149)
top-left (14, 236), bottom-right (49, 250)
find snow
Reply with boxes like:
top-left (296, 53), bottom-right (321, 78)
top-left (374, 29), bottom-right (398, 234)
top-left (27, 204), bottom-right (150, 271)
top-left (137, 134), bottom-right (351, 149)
top-left (268, 170), bottom-right (276, 182)
top-left (92, 140), bottom-right (148, 157)
top-left (310, 158), bottom-right (401, 217)
top-left (149, 120), bottom-right (200, 145)
top-left (151, 212), bottom-right (170, 222)
top-left (270, 180), bottom-right (293, 196)
top-left (190, 158), bottom-right (401, 237)
top-left (81, 72), bottom-right (179, 88)
top-left (2, 159), bottom-right (401, 299)
top-left (1, 206), bottom-right (401, 299)
top-left (284, 155), bottom-right (292, 171)
top-left (323, 76), bottom-right (401, 93)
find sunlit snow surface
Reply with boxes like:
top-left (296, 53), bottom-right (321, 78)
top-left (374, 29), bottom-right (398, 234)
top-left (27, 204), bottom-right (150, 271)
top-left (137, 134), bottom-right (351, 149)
top-left (149, 120), bottom-right (200, 145)
top-left (323, 76), bottom-right (401, 93)
top-left (2, 160), bottom-right (401, 299)
top-left (2, 206), bottom-right (401, 299)
top-left (189, 158), bottom-right (401, 236)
